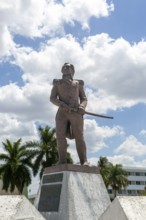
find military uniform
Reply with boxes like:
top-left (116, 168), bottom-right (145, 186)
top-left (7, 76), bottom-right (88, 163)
top-left (50, 78), bottom-right (87, 164)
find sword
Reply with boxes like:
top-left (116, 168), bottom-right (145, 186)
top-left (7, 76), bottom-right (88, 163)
top-left (68, 107), bottom-right (114, 119)
top-left (85, 111), bottom-right (114, 119)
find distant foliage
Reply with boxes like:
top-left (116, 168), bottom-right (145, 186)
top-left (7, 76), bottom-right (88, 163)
top-left (0, 139), bottom-right (35, 194)
top-left (25, 125), bottom-right (73, 178)
top-left (98, 156), bottom-right (128, 198)
top-left (0, 125), bottom-right (73, 193)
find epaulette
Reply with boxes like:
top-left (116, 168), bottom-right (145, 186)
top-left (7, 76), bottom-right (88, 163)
top-left (53, 79), bottom-right (62, 85)
top-left (76, 79), bottom-right (84, 85)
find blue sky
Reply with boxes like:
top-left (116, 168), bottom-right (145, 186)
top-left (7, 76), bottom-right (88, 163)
top-left (92, 0), bottom-right (146, 42)
top-left (1, 0), bottom-right (146, 193)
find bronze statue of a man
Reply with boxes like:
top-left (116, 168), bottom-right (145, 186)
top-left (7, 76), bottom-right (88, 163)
top-left (50, 63), bottom-right (88, 165)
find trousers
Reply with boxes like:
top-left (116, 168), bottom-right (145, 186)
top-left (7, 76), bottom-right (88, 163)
top-left (56, 108), bottom-right (87, 164)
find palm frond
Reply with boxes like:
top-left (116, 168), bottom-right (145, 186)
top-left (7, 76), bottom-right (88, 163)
top-left (33, 152), bottom-right (44, 176)
top-left (0, 154), bottom-right (10, 161)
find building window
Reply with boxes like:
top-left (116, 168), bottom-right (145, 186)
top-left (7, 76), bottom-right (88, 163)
top-left (127, 190), bottom-right (132, 194)
top-left (135, 172), bottom-right (145, 176)
top-left (128, 172), bottom-right (135, 176)
top-left (128, 181), bottom-right (136, 185)
top-left (136, 181), bottom-right (141, 185)
top-left (140, 181), bottom-right (145, 185)
top-left (108, 189), bottom-right (112, 194)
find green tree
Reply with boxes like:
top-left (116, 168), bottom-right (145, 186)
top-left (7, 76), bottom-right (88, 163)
top-left (98, 157), bottom-right (128, 199)
top-left (98, 156), bottom-right (112, 187)
top-left (106, 164), bottom-right (128, 198)
top-left (0, 139), bottom-right (34, 194)
top-left (25, 125), bottom-right (73, 178)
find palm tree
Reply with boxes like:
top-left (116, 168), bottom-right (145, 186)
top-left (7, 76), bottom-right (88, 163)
top-left (25, 125), bottom-right (73, 178)
top-left (106, 164), bottom-right (128, 198)
top-left (0, 139), bottom-right (35, 194)
top-left (98, 157), bottom-right (128, 199)
top-left (98, 156), bottom-right (112, 187)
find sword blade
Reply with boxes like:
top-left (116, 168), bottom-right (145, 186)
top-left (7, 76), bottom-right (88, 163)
top-left (85, 111), bottom-right (114, 119)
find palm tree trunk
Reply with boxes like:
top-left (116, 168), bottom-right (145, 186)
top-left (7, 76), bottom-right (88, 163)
top-left (113, 189), bottom-right (117, 199)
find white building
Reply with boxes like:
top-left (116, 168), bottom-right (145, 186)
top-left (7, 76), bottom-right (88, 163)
top-left (108, 167), bottom-right (146, 198)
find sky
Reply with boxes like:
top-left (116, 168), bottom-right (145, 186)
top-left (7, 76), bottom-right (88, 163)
top-left (1, 0), bottom-right (146, 194)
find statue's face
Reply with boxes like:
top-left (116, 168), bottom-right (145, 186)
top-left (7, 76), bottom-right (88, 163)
top-left (61, 63), bottom-right (75, 76)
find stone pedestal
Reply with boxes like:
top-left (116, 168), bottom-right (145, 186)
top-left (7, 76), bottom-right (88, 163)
top-left (35, 164), bottom-right (111, 220)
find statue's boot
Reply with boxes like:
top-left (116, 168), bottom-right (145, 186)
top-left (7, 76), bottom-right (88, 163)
top-left (75, 139), bottom-right (88, 165)
top-left (82, 161), bottom-right (90, 166)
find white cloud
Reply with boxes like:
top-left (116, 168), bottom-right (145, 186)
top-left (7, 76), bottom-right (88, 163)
top-left (12, 34), bottom-right (146, 112)
top-left (0, 24), bottom-right (15, 56)
top-left (81, 154), bottom-right (146, 168)
top-left (107, 155), bottom-right (145, 167)
top-left (1, 1), bottom-right (146, 111)
top-left (66, 119), bottom-right (124, 163)
top-left (115, 135), bottom-right (146, 157)
top-left (0, 82), bottom-right (56, 124)
top-left (139, 129), bottom-right (146, 137)
top-left (69, 130), bottom-right (146, 167)
top-left (88, 157), bottom-right (99, 166)
top-left (84, 119), bottom-right (124, 152)
top-left (0, 113), bottom-right (37, 145)
top-left (82, 34), bottom-right (146, 102)
top-left (1, 0), bottom-right (146, 164)
top-left (85, 88), bottom-right (136, 114)
top-left (0, 0), bottom-right (114, 58)
top-left (13, 35), bottom-right (84, 83)
top-left (1, 33), bottom-right (146, 151)
top-left (0, 0), bottom-right (47, 37)
top-left (88, 155), bottom-right (140, 167)
top-left (62, 0), bottom-right (114, 29)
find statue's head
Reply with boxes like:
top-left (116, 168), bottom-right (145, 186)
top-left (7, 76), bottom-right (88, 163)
top-left (61, 63), bottom-right (75, 77)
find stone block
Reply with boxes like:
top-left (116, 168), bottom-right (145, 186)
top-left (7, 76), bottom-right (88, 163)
top-left (0, 195), bottom-right (45, 220)
top-left (99, 196), bottom-right (146, 220)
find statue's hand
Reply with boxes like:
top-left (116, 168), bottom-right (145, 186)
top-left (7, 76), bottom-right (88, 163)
top-left (60, 103), bottom-right (70, 112)
top-left (78, 107), bottom-right (85, 115)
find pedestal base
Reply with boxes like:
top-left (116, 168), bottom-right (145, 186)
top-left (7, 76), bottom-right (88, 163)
top-left (35, 164), bottom-right (111, 220)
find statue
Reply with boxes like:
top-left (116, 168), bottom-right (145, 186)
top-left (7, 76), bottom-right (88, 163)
top-left (50, 63), bottom-right (89, 165)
